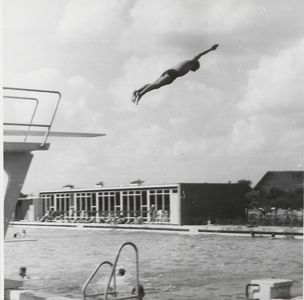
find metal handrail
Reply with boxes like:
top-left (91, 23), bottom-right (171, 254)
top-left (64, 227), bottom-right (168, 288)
top-left (104, 242), bottom-right (140, 300)
top-left (4, 123), bottom-right (50, 127)
top-left (82, 243), bottom-right (140, 300)
top-left (82, 261), bottom-right (113, 300)
top-left (3, 96), bottom-right (39, 142)
top-left (3, 87), bottom-right (61, 146)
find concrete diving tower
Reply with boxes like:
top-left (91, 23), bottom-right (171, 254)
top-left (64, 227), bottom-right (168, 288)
top-left (3, 87), bottom-right (105, 236)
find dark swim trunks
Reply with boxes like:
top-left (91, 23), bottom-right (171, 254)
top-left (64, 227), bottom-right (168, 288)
top-left (161, 69), bottom-right (179, 81)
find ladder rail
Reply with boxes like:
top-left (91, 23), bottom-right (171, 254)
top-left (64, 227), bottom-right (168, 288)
top-left (108, 296), bottom-right (138, 300)
top-left (82, 261), bottom-right (113, 300)
top-left (83, 291), bottom-right (117, 299)
top-left (104, 242), bottom-right (139, 300)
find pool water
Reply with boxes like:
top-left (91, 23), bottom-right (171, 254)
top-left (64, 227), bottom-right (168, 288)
top-left (4, 226), bottom-right (303, 300)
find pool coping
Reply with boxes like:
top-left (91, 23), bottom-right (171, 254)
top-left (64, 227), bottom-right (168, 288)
top-left (8, 221), bottom-right (303, 237)
top-left (4, 289), bottom-right (82, 300)
top-left (4, 286), bottom-right (303, 300)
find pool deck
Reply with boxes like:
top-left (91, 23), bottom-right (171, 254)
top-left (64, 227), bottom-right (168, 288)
top-left (4, 289), bottom-right (303, 300)
top-left (4, 277), bottom-right (303, 300)
top-left (8, 221), bottom-right (303, 238)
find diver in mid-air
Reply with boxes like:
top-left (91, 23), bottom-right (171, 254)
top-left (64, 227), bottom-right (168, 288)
top-left (131, 44), bottom-right (219, 105)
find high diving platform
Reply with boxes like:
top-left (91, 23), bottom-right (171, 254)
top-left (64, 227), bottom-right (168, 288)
top-left (4, 129), bottom-right (103, 138)
top-left (3, 87), bottom-right (105, 236)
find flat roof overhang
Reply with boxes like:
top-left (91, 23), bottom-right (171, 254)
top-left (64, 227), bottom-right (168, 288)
top-left (39, 184), bottom-right (180, 194)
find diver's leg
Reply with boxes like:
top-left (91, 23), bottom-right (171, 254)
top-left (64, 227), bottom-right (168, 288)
top-left (132, 84), bottom-right (149, 102)
top-left (136, 75), bottom-right (173, 105)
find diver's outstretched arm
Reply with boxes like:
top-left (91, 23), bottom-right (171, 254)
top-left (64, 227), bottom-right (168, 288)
top-left (192, 44), bottom-right (219, 61)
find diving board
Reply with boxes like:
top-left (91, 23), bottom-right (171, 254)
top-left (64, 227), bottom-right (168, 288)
top-left (4, 129), bottom-right (106, 138)
top-left (3, 87), bottom-right (106, 237)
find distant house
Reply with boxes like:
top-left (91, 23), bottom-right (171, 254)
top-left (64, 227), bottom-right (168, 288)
top-left (254, 171), bottom-right (303, 196)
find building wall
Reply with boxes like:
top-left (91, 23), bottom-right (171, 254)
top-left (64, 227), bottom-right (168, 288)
top-left (38, 183), bottom-right (246, 225)
top-left (14, 198), bottom-right (42, 221)
top-left (33, 198), bottom-right (43, 219)
top-left (180, 183), bottom-right (246, 225)
top-left (39, 185), bottom-right (179, 223)
top-left (14, 199), bottom-right (32, 220)
top-left (169, 192), bottom-right (181, 225)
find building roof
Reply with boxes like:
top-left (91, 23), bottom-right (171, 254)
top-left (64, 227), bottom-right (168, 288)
top-left (38, 182), bottom-right (242, 194)
top-left (39, 183), bottom-right (180, 194)
top-left (254, 171), bottom-right (304, 195)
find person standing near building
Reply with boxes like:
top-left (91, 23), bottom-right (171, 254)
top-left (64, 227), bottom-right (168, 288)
top-left (149, 205), bottom-right (156, 222)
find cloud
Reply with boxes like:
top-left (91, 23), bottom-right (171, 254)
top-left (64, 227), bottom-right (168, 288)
top-left (4, 67), bottom-right (63, 90)
top-left (129, 0), bottom-right (248, 45)
top-left (4, 0), bottom-right (304, 193)
top-left (56, 0), bottom-right (133, 41)
top-left (228, 117), bottom-right (266, 155)
top-left (3, 69), bottom-right (65, 132)
top-left (172, 138), bottom-right (209, 158)
top-left (238, 38), bottom-right (304, 115)
top-left (4, 68), bottom-right (106, 135)
top-left (229, 39), bottom-right (304, 159)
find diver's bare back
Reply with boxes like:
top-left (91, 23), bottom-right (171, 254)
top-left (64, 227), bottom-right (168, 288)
top-left (172, 60), bottom-right (194, 76)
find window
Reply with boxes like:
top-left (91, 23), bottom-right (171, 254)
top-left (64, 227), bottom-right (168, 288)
top-left (142, 191), bottom-right (147, 206)
top-left (92, 194), bottom-right (96, 206)
top-left (164, 195), bottom-right (170, 211)
top-left (150, 194), bottom-right (155, 206)
top-left (157, 194), bottom-right (163, 210)
top-left (123, 196), bottom-right (128, 212)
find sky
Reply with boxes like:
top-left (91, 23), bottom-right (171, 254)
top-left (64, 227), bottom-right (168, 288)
top-left (2, 0), bottom-right (304, 195)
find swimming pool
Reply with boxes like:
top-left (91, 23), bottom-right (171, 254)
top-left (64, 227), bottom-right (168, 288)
top-left (4, 226), bottom-right (303, 299)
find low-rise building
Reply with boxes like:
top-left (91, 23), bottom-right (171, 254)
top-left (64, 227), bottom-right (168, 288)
top-left (38, 182), bottom-right (246, 225)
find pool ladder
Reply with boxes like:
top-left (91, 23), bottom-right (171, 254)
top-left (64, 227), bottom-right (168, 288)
top-left (82, 242), bottom-right (141, 300)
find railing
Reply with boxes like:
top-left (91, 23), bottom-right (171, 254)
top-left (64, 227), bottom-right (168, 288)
top-left (104, 242), bottom-right (140, 300)
top-left (3, 95), bottom-right (39, 142)
top-left (3, 87), bottom-right (61, 146)
top-left (82, 242), bottom-right (141, 300)
top-left (82, 261), bottom-right (114, 300)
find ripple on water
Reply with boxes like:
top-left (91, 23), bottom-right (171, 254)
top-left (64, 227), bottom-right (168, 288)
top-left (4, 226), bottom-right (303, 299)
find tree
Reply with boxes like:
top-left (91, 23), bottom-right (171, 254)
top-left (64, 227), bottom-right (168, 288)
top-left (237, 179), bottom-right (253, 192)
top-left (237, 179), bottom-right (257, 208)
top-left (266, 186), bottom-right (303, 210)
